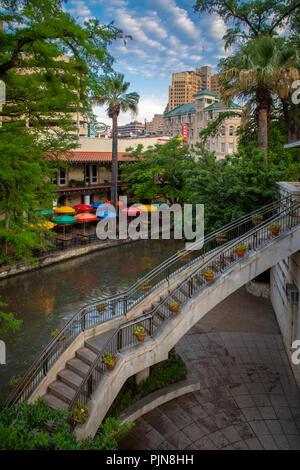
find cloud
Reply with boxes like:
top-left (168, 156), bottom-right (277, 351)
top-left (68, 0), bottom-right (91, 17)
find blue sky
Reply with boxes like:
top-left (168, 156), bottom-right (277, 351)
top-left (66, 0), bottom-right (232, 125)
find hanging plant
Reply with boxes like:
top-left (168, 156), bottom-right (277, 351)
top-left (73, 402), bottom-right (89, 424)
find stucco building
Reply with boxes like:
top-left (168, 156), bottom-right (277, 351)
top-left (164, 89), bottom-right (242, 159)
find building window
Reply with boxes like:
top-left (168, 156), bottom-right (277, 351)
top-left (229, 126), bottom-right (234, 136)
top-left (208, 110), bottom-right (213, 120)
top-left (207, 143), bottom-right (210, 152)
top-left (79, 121), bottom-right (85, 128)
top-left (221, 126), bottom-right (226, 136)
top-left (59, 168), bottom-right (66, 185)
top-left (92, 164), bottom-right (97, 183)
top-left (228, 143), bottom-right (234, 154)
top-left (212, 142), bottom-right (216, 151)
top-left (220, 143), bottom-right (226, 153)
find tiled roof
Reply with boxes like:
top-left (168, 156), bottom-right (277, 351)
top-left (204, 101), bottom-right (242, 110)
top-left (53, 152), bottom-right (136, 162)
top-left (164, 102), bottom-right (195, 117)
top-left (193, 88), bottom-right (219, 98)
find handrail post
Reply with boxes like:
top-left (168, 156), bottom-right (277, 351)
top-left (43, 355), bottom-right (48, 376)
top-left (87, 376), bottom-right (93, 397)
top-left (117, 329), bottom-right (123, 351)
top-left (81, 311), bottom-right (86, 331)
top-left (123, 295), bottom-right (127, 315)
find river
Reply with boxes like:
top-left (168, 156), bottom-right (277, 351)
top-left (0, 239), bottom-right (183, 401)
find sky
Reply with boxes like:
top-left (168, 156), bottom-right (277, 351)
top-left (66, 0), bottom-right (233, 126)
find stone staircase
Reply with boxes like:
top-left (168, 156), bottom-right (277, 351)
top-left (43, 331), bottom-right (114, 411)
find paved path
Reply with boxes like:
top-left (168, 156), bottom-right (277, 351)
top-left (119, 288), bottom-right (300, 450)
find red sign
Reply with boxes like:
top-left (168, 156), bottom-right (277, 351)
top-left (182, 124), bottom-right (188, 140)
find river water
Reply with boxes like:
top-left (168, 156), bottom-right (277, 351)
top-left (0, 239), bottom-right (183, 401)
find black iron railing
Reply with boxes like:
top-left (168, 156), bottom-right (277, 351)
top-left (68, 199), bottom-right (300, 415)
top-left (5, 196), bottom-right (293, 407)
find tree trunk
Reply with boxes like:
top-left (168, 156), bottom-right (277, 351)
top-left (111, 113), bottom-right (118, 208)
top-left (257, 108), bottom-right (268, 155)
top-left (256, 84), bottom-right (272, 164)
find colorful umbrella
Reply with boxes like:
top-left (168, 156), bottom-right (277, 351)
top-left (51, 215), bottom-right (77, 237)
top-left (105, 200), bottom-right (123, 207)
top-left (54, 206), bottom-right (76, 214)
top-left (75, 212), bottom-right (98, 233)
top-left (96, 210), bottom-right (118, 219)
top-left (74, 213), bottom-right (97, 222)
top-left (29, 221), bottom-right (55, 230)
top-left (91, 202), bottom-right (107, 210)
top-left (121, 207), bottom-right (142, 216)
top-left (137, 204), bottom-right (158, 212)
top-left (73, 204), bottom-right (93, 212)
top-left (33, 209), bottom-right (54, 217)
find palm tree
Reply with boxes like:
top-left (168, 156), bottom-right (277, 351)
top-left (219, 36), bottom-right (298, 161)
top-left (93, 73), bottom-right (139, 207)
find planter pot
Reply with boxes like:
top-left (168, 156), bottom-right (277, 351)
top-left (270, 227), bottom-right (280, 237)
top-left (105, 358), bottom-right (117, 371)
top-left (170, 306), bottom-right (180, 316)
top-left (58, 334), bottom-right (67, 345)
top-left (236, 249), bottom-right (246, 258)
top-left (74, 410), bottom-right (89, 425)
top-left (204, 273), bottom-right (214, 283)
top-left (216, 236), bottom-right (227, 244)
top-left (141, 285), bottom-right (150, 291)
top-left (135, 332), bottom-right (147, 342)
top-left (252, 217), bottom-right (263, 226)
top-left (97, 307), bottom-right (106, 315)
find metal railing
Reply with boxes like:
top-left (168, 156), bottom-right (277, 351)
top-left (68, 199), bottom-right (300, 416)
top-left (4, 195), bottom-right (293, 407)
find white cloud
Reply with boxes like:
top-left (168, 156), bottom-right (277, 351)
top-left (68, 0), bottom-right (91, 17)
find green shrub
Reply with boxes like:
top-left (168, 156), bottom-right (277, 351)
top-left (0, 398), bottom-right (132, 450)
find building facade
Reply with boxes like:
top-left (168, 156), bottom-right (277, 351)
top-left (117, 121), bottom-right (145, 137)
top-left (168, 66), bottom-right (220, 112)
top-left (164, 89), bottom-right (242, 159)
top-left (145, 114), bottom-right (165, 134)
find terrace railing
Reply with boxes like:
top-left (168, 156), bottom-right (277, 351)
top-left (5, 195), bottom-right (293, 407)
top-left (68, 199), bottom-right (300, 415)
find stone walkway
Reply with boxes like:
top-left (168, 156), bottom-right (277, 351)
top-left (119, 288), bottom-right (300, 450)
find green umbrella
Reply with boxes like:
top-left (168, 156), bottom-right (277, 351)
top-left (51, 215), bottom-right (77, 238)
top-left (33, 209), bottom-right (54, 217)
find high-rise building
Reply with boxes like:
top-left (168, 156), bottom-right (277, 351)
top-left (117, 120), bottom-right (145, 136)
top-left (145, 114), bottom-right (165, 134)
top-left (168, 66), bottom-right (220, 112)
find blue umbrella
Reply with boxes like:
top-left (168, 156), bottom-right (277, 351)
top-left (96, 210), bottom-right (118, 219)
top-left (91, 202), bottom-right (108, 210)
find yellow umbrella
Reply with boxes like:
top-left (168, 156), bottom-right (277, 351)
top-left (29, 221), bottom-right (55, 230)
top-left (54, 206), bottom-right (75, 214)
top-left (137, 204), bottom-right (158, 212)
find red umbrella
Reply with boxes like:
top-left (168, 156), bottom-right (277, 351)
top-left (74, 212), bottom-right (97, 233)
top-left (73, 204), bottom-right (93, 212)
top-left (121, 207), bottom-right (141, 216)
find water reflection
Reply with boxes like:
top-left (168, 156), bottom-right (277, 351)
top-left (0, 239), bottom-right (183, 400)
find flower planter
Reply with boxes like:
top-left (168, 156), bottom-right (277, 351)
top-left (135, 331), bottom-right (147, 342)
top-left (203, 272), bottom-right (214, 283)
top-left (102, 353), bottom-right (117, 371)
top-left (252, 216), bottom-right (263, 226)
top-left (97, 305), bottom-right (106, 315)
top-left (270, 226), bottom-right (280, 237)
top-left (73, 403), bottom-right (89, 425)
top-left (169, 304), bottom-right (181, 316)
top-left (106, 361), bottom-right (116, 371)
top-left (216, 235), bottom-right (227, 244)
top-left (236, 248), bottom-right (246, 258)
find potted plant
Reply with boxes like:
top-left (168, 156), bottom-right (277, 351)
top-left (139, 279), bottom-right (151, 291)
top-left (81, 236), bottom-right (88, 244)
top-left (51, 329), bottom-right (67, 344)
top-left (216, 233), bottom-right (227, 244)
top-left (73, 402), bottom-right (89, 425)
top-left (169, 302), bottom-right (181, 316)
top-left (236, 244), bottom-right (248, 258)
top-left (9, 374), bottom-right (21, 388)
top-left (179, 252), bottom-right (189, 263)
top-left (270, 222), bottom-right (281, 236)
top-left (102, 352), bottom-right (117, 371)
top-left (202, 270), bottom-right (214, 283)
top-left (133, 325), bottom-right (147, 342)
top-left (96, 302), bottom-right (106, 314)
top-left (69, 179), bottom-right (77, 188)
top-left (252, 214), bottom-right (263, 226)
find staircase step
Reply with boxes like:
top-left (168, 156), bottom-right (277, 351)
top-left (48, 380), bottom-right (76, 404)
top-left (85, 330), bottom-right (118, 354)
top-left (67, 357), bottom-right (90, 378)
top-left (76, 347), bottom-right (97, 366)
top-left (44, 393), bottom-right (69, 411)
top-left (58, 368), bottom-right (83, 390)
top-left (179, 285), bottom-right (189, 297)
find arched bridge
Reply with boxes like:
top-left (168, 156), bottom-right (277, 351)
top-left (5, 196), bottom-right (300, 439)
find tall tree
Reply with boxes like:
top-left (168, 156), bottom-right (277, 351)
top-left (93, 73), bottom-right (139, 207)
top-left (218, 35), bottom-right (299, 159)
top-left (0, 0), bottom-right (124, 264)
top-left (194, 0), bottom-right (300, 48)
